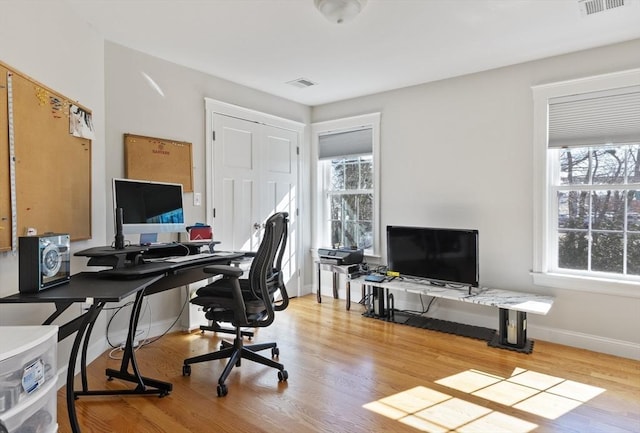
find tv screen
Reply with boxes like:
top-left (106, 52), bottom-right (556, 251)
top-left (113, 178), bottom-right (185, 235)
top-left (387, 225), bottom-right (479, 287)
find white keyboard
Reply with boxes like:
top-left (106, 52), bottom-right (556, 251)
top-left (164, 252), bottom-right (237, 263)
top-left (165, 253), bottom-right (214, 263)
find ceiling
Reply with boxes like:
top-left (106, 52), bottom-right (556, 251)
top-left (63, 0), bottom-right (640, 106)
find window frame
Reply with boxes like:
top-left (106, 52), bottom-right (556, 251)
top-left (311, 113), bottom-right (381, 257)
top-left (532, 69), bottom-right (640, 298)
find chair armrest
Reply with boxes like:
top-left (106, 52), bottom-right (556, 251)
top-left (202, 264), bottom-right (244, 278)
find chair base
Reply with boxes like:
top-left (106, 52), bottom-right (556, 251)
top-left (200, 322), bottom-right (254, 339)
top-left (183, 330), bottom-right (287, 397)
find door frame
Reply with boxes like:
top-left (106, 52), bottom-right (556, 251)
top-left (204, 98), bottom-right (305, 297)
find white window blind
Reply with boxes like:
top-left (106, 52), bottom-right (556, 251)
top-left (318, 128), bottom-right (373, 160)
top-left (548, 85), bottom-right (640, 148)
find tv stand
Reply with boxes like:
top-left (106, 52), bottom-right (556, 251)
top-left (355, 277), bottom-right (553, 353)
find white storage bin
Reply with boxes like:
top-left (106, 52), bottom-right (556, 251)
top-left (0, 326), bottom-right (58, 433)
top-left (0, 379), bottom-right (56, 433)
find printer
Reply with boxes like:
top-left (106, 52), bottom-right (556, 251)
top-left (318, 247), bottom-right (364, 265)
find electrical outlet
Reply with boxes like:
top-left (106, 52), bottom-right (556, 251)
top-left (193, 192), bottom-right (201, 206)
top-left (79, 297), bottom-right (94, 314)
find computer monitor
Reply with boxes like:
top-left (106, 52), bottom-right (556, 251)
top-left (112, 178), bottom-right (185, 235)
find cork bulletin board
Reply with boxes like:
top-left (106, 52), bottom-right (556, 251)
top-left (0, 61), bottom-right (93, 251)
top-left (124, 133), bottom-right (193, 192)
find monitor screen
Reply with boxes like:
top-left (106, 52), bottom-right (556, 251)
top-left (113, 178), bottom-right (185, 235)
top-left (387, 225), bottom-right (479, 287)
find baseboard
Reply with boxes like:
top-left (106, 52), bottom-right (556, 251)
top-left (528, 324), bottom-right (640, 360)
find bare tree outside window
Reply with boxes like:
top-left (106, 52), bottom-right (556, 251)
top-left (327, 156), bottom-right (373, 250)
top-left (556, 144), bottom-right (640, 276)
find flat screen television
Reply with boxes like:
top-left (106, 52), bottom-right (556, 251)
top-left (112, 178), bottom-right (185, 235)
top-left (387, 225), bottom-right (479, 287)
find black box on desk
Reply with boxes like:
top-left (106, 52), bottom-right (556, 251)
top-left (19, 234), bottom-right (71, 293)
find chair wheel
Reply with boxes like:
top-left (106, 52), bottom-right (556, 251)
top-left (182, 364), bottom-right (191, 376)
top-left (272, 347), bottom-right (280, 357)
top-left (278, 370), bottom-right (288, 381)
top-left (217, 383), bottom-right (228, 397)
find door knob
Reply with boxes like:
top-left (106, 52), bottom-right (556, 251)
top-left (254, 222), bottom-right (261, 230)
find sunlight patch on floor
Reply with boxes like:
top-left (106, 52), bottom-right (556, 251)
top-left (363, 366), bottom-right (606, 431)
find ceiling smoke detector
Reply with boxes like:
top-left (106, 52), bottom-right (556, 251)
top-left (286, 78), bottom-right (317, 89)
top-left (578, 0), bottom-right (625, 15)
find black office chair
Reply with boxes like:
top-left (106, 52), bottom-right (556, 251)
top-left (182, 212), bottom-right (290, 396)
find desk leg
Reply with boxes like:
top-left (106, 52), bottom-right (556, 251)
top-left (102, 289), bottom-right (173, 395)
top-left (332, 272), bottom-right (339, 299)
top-left (316, 263), bottom-right (322, 303)
top-left (346, 280), bottom-right (351, 311)
top-left (66, 302), bottom-right (105, 433)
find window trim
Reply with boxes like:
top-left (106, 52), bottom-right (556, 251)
top-left (311, 113), bottom-right (381, 257)
top-left (532, 68), bottom-right (640, 298)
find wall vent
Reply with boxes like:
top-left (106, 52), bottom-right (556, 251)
top-left (579, 0), bottom-right (625, 15)
top-left (286, 78), bottom-right (317, 88)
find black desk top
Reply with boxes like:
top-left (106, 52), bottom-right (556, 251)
top-left (0, 272), bottom-right (164, 303)
top-left (0, 253), bottom-right (244, 303)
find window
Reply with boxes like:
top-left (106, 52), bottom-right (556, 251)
top-left (532, 69), bottom-right (640, 296)
top-left (312, 113), bottom-right (380, 255)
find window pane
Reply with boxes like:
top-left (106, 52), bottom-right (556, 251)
top-left (592, 147), bottom-right (625, 185)
top-left (344, 161), bottom-right (359, 190)
top-left (558, 191), bottom-right (589, 229)
top-left (627, 144), bottom-right (640, 183)
top-left (629, 190), bottom-right (640, 231)
top-left (331, 220), bottom-right (343, 248)
top-left (343, 195), bottom-right (357, 221)
top-left (591, 190), bottom-right (625, 231)
top-left (358, 194), bottom-right (372, 221)
top-left (359, 222), bottom-right (373, 250)
top-left (591, 233), bottom-right (623, 273)
top-left (330, 195), bottom-right (342, 220)
top-left (558, 231), bottom-right (588, 270)
top-left (330, 161), bottom-right (344, 190)
top-left (560, 148), bottom-right (591, 185)
top-left (628, 233), bottom-right (640, 276)
top-left (360, 160), bottom-right (373, 189)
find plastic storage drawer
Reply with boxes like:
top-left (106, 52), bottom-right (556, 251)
top-left (0, 326), bottom-right (58, 433)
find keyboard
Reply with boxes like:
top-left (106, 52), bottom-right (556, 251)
top-left (164, 252), bottom-right (238, 263)
top-left (165, 253), bottom-right (214, 263)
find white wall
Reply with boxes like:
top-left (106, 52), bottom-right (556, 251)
top-left (0, 0), bottom-right (107, 369)
top-left (312, 39), bottom-right (640, 359)
top-left (103, 42), bottom-right (311, 333)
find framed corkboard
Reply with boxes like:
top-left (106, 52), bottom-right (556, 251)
top-left (0, 61), bottom-right (92, 250)
top-left (124, 133), bottom-right (193, 192)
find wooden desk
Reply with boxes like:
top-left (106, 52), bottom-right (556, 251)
top-left (0, 254), bottom-right (242, 433)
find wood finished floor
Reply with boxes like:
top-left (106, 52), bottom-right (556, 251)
top-left (57, 294), bottom-right (640, 433)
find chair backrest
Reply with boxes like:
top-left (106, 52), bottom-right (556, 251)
top-left (247, 212), bottom-right (289, 326)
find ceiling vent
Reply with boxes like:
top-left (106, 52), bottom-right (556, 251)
top-left (286, 78), bottom-right (317, 88)
top-left (579, 0), bottom-right (625, 15)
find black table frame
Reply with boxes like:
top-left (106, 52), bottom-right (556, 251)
top-left (0, 254), bottom-right (241, 433)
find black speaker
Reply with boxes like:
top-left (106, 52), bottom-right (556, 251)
top-left (114, 207), bottom-right (125, 249)
top-left (19, 234), bottom-right (71, 293)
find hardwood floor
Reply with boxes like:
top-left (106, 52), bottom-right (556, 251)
top-left (57, 294), bottom-right (640, 433)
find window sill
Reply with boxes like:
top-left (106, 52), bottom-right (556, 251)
top-left (531, 271), bottom-right (640, 298)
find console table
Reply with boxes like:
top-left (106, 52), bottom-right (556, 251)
top-left (353, 276), bottom-right (554, 353)
top-left (315, 261), bottom-right (362, 311)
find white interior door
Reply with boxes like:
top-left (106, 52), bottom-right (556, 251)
top-left (211, 112), bottom-right (300, 295)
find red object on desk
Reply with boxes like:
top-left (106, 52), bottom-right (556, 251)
top-left (188, 226), bottom-right (212, 241)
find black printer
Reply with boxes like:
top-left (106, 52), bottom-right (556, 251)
top-left (317, 247), bottom-right (364, 265)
